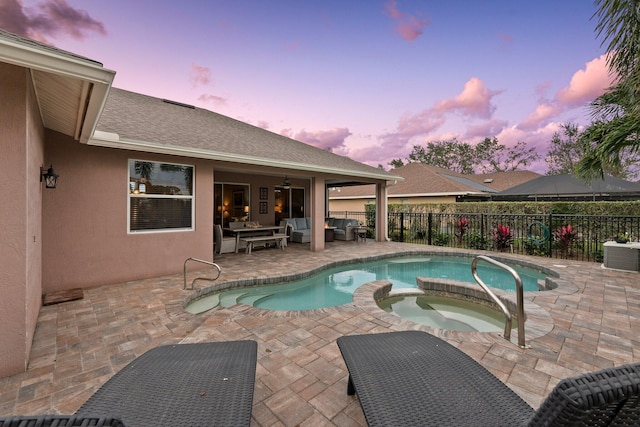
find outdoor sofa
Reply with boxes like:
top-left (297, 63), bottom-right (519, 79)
top-left (280, 217), bottom-right (360, 243)
top-left (1, 340), bottom-right (257, 427)
top-left (325, 217), bottom-right (359, 240)
top-left (337, 330), bottom-right (640, 426)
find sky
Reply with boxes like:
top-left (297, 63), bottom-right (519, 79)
top-left (2, 0), bottom-right (613, 173)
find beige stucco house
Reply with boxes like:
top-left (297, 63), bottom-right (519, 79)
top-left (329, 163), bottom-right (540, 212)
top-left (0, 29), bottom-right (401, 378)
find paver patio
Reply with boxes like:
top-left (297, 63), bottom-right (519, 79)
top-left (1, 240), bottom-right (638, 426)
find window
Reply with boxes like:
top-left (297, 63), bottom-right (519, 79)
top-left (128, 160), bottom-right (194, 232)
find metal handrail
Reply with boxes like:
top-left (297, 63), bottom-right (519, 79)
top-left (471, 255), bottom-right (526, 348)
top-left (183, 258), bottom-right (221, 290)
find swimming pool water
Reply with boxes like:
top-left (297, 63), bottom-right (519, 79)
top-left (378, 294), bottom-right (512, 332)
top-left (221, 256), bottom-right (546, 311)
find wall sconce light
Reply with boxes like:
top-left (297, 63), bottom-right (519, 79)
top-left (40, 164), bottom-right (59, 189)
top-left (243, 205), bottom-right (249, 214)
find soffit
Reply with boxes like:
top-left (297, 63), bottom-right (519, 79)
top-left (32, 70), bottom-right (88, 138)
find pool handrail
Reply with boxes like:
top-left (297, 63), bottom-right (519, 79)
top-left (183, 257), bottom-right (221, 290)
top-left (471, 255), bottom-right (526, 348)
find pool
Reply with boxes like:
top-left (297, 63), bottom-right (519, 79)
top-left (186, 255), bottom-right (549, 313)
top-left (378, 294), bottom-right (516, 332)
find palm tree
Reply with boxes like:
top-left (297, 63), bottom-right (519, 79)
top-left (577, 0), bottom-right (640, 180)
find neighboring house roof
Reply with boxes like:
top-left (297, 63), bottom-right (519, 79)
top-left (466, 170), bottom-right (542, 192)
top-left (91, 88), bottom-right (399, 184)
top-left (330, 163), bottom-right (540, 200)
top-left (0, 29), bottom-right (115, 142)
top-left (494, 174), bottom-right (640, 201)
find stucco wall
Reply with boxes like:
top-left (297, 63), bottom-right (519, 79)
top-left (42, 133), bottom-right (214, 292)
top-left (0, 63), bottom-right (44, 377)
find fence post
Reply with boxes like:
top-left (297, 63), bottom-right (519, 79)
top-left (428, 212), bottom-right (433, 245)
top-left (399, 212), bottom-right (405, 242)
top-left (548, 213), bottom-right (553, 257)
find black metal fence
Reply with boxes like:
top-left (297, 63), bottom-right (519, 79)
top-left (329, 211), bottom-right (640, 263)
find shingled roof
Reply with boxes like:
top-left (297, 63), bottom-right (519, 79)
top-left (330, 163), bottom-right (539, 199)
top-left (494, 174), bottom-right (640, 201)
top-left (91, 88), bottom-right (398, 182)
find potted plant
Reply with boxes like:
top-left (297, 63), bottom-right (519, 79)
top-left (615, 232), bottom-right (630, 244)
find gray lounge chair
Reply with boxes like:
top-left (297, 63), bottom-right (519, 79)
top-left (1, 340), bottom-right (257, 427)
top-left (337, 331), bottom-right (640, 426)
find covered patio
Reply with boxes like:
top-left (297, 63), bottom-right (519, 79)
top-left (1, 240), bottom-right (638, 425)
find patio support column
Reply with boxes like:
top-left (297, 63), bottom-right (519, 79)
top-left (310, 176), bottom-right (326, 252)
top-left (375, 182), bottom-right (388, 242)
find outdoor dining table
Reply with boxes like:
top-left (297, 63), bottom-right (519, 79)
top-left (224, 225), bottom-right (282, 253)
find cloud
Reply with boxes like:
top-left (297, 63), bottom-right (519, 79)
top-left (518, 102), bottom-right (563, 131)
top-left (462, 119), bottom-right (509, 141)
top-left (434, 77), bottom-right (500, 118)
top-left (384, 0), bottom-right (430, 42)
top-left (190, 63), bottom-right (212, 87)
top-left (497, 31), bottom-right (513, 44)
top-left (373, 77), bottom-right (501, 160)
top-left (288, 128), bottom-right (352, 153)
top-left (556, 54), bottom-right (614, 107)
top-left (0, 0), bottom-right (106, 43)
top-left (197, 94), bottom-right (227, 106)
top-left (518, 55), bottom-right (614, 131)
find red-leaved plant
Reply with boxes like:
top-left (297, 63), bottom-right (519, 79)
top-left (555, 223), bottom-right (577, 257)
top-left (455, 217), bottom-right (469, 245)
top-left (493, 224), bottom-right (513, 251)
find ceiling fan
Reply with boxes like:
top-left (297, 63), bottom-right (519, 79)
top-left (281, 176), bottom-right (291, 189)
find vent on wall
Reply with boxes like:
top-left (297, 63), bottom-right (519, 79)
top-left (162, 99), bottom-right (195, 109)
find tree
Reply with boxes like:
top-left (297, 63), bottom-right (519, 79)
top-left (545, 123), bottom-right (584, 175)
top-left (389, 158), bottom-right (404, 168)
top-left (392, 137), bottom-right (538, 174)
top-left (576, 0), bottom-right (640, 180)
top-left (407, 140), bottom-right (476, 174)
top-left (475, 138), bottom-right (540, 173)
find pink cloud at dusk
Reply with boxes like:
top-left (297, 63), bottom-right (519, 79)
top-left (434, 77), bottom-right (501, 119)
top-left (372, 77), bottom-right (499, 156)
top-left (282, 128), bottom-right (352, 154)
top-left (190, 63), bottom-right (212, 87)
top-left (0, 0), bottom-right (105, 43)
top-left (197, 94), bottom-right (227, 106)
top-left (519, 54), bottom-right (613, 131)
top-left (384, 0), bottom-right (430, 42)
top-left (556, 54), bottom-right (613, 106)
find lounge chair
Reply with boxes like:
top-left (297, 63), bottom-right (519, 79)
top-left (337, 331), bottom-right (640, 426)
top-left (1, 341), bottom-right (257, 427)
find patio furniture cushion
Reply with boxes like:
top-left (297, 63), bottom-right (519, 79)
top-left (337, 331), bottom-right (640, 426)
top-left (75, 341), bottom-right (257, 427)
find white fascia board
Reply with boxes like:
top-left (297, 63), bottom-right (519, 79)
top-left (0, 39), bottom-right (115, 84)
top-left (391, 192), bottom-right (488, 197)
top-left (88, 134), bottom-right (401, 182)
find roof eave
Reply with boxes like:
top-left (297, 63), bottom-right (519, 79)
top-left (0, 36), bottom-right (115, 84)
top-left (90, 132), bottom-right (402, 182)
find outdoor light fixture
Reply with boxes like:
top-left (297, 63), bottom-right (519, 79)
top-left (40, 164), bottom-right (59, 189)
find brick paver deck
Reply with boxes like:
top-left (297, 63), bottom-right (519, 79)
top-left (1, 241), bottom-right (638, 426)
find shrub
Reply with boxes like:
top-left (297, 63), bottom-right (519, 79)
top-left (467, 232), bottom-right (488, 250)
top-left (493, 224), bottom-right (513, 251)
top-left (432, 232), bottom-right (451, 246)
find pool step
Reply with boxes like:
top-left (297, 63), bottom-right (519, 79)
top-left (237, 293), bottom-right (273, 306)
top-left (185, 293), bottom-right (220, 314)
top-left (219, 289), bottom-right (249, 307)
